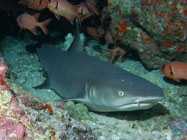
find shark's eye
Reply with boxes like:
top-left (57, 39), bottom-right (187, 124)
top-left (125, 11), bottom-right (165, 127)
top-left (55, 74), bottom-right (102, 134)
top-left (118, 91), bottom-right (124, 96)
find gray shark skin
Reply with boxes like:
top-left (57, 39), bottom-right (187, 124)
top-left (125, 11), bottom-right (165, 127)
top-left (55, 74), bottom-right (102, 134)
top-left (37, 19), bottom-right (165, 112)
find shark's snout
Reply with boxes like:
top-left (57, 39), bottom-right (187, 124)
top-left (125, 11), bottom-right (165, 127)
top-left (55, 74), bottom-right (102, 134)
top-left (116, 95), bottom-right (164, 111)
top-left (131, 86), bottom-right (165, 110)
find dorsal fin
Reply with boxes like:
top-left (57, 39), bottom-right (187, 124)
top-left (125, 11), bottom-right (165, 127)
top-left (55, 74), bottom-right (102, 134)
top-left (68, 18), bottom-right (84, 53)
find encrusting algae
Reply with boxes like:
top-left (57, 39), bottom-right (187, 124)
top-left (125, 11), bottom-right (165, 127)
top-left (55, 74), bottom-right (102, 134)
top-left (0, 86), bottom-right (12, 106)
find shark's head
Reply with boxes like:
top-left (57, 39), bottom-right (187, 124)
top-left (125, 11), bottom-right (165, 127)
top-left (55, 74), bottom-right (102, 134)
top-left (85, 71), bottom-right (165, 112)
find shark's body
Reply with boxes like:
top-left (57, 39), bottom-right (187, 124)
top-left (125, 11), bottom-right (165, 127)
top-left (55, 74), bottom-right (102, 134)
top-left (37, 19), bottom-right (164, 112)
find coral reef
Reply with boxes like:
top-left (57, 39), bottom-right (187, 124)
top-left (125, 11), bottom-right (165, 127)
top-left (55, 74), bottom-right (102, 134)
top-left (0, 80), bottom-right (98, 140)
top-left (0, 85), bottom-right (36, 140)
top-left (0, 0), bottom-right (186, 139)
top-left (106, 0), bottom-right (186, 69)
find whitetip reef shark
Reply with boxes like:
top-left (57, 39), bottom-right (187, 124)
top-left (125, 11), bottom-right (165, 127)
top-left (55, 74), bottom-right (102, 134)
top-left (36, 19), bottom-right (165, 112)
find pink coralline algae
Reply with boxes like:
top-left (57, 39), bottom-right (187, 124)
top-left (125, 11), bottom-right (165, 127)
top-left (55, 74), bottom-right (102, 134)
top-left (0, 118), bottom-right (25, 140)
top-left (19, 94), bottom-right (43, 110)
top-left (9, 97), bottom-right (25, 115)
top-left (0, 86), bottom-right (31, 140)
top-left (0, 61), bottom-right (7, 79)
top-left (20, 96), bottom-right (32, 107)
top-left (0, 84), bottom-right (97, 139)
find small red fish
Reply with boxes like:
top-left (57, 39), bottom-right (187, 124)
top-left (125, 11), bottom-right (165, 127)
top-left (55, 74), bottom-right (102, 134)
top-left (48, 0), bottom-right (98, 23)
top-left (77, 0), bottom-right (99, 21)
top-left (1, 80), bottom-right (8, 88)
top-left (19, 0), bottom-right (49, 11)
top-left (0, 61), bottom-right (8, 88)
top-left (17, 13), bottom-right (52, 35)
top-left (161, 61), bottom-right (187, 82)
top-left (48, 0), bottom-right (80, 23)
top-left (77, 2), bottom-right (92, 21)
top-left (86, 0), bottom-right (99, 15)
top-left (43, 104), bottom-right (53, 112)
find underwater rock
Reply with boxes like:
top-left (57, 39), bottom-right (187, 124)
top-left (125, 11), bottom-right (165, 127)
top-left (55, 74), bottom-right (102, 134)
top-left (0, 86), bottom-right (28, 140)
top-left (178, 85), bottom-right (187, 97)
top-left (106, 0), bottom-right (187, 69)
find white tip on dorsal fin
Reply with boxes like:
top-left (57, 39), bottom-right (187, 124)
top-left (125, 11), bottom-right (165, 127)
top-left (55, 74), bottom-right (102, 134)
top-left (68, 18), bottom-right (84, 53)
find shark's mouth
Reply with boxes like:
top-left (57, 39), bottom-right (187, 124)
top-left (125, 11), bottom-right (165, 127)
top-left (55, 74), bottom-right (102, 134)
top-left (117, 96), bottom-right (164, 111)
top-left (118, 102), bottom-right (155, 111)
top-left (135, 97), bottom-right (163, 103)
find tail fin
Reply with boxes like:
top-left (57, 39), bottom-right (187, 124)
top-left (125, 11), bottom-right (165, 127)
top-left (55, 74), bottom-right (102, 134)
top-left (38, 18), bottom-right (52, 35)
